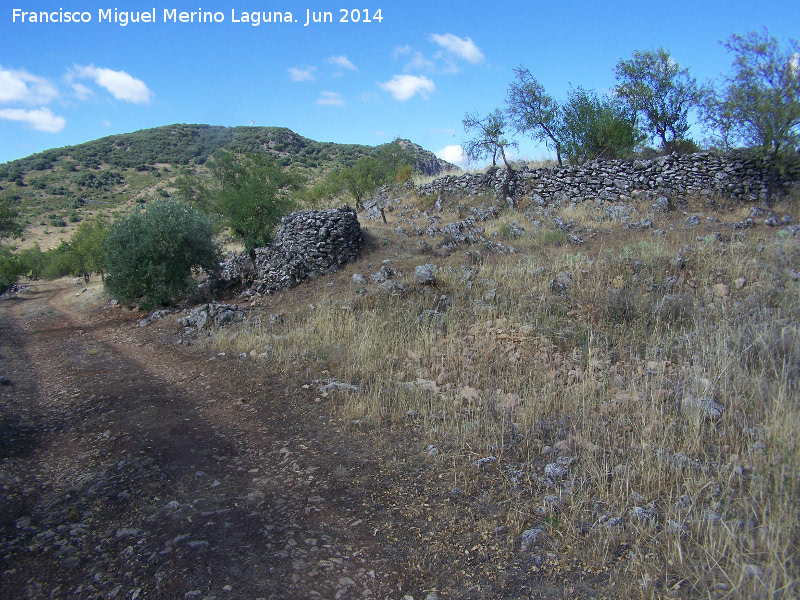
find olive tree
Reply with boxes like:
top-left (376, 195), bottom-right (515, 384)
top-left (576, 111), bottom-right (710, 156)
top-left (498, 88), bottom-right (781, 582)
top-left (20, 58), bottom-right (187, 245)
top-left (69, 216), bottom-right (108, 283)
top-left (614, 47), bottom-right (700, 149)
top-left (337, 156), bottom-right (384, 211)
top-left (0, 199), bottom-right (21, 239)
top-left (180, 151), bottom-right (300, 254)
top-left (206, 151), bottom-right (300, 253)
top-left (506, 66), bottom-right (565, 165)
top-left (332, 139), bottom-right (416, 211)
top-left (0, 199), bottom-right (22, 292)
top-left (104, 200), bottom-right (219, 308)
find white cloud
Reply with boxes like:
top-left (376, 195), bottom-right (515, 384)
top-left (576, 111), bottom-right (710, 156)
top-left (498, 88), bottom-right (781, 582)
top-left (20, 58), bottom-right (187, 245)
top-left (101, 119), bottom-right (112, 127)
top-left (70, 82), bottom-right (94, 100)
top-left (393, 45), bottom-right (412, 59)
top-left (428, 34), bottom-right (485, 64)
top-left (373, 130), bottom-right (388, 138)
top-left (288, 66), bottom-right (316, 82)
top-left (317, 91), bottom-right (345, 106)
top-left (436, 145), bottom-right (466, 166)
top-left (0, 107), bottom-right (66, 132)
top-left (325, 55), bottom-right (357, 71)
top-left (430, 127), bottom-right (457, 136)
top-left (0, 66), bottom-right (59, 105)
top-left (404, 51), bottom-right (435, 72)
top-left (378, 74), bottom-right (435, 101)
top-left (70, 64), bottom-right (153, 104)
top-left (392, 45), bottom-right (435, 72)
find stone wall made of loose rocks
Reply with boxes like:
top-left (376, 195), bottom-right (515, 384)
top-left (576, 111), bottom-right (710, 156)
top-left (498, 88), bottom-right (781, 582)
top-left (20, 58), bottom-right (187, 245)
top-left (221, 206), bottom-right (363, 295)
top-left (415, 151), bottom-right (800, 205)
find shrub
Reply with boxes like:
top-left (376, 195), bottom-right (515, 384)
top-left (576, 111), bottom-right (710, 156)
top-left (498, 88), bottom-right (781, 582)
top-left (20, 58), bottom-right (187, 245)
top-left (186, 151), bottom-right (300, 253)
top-left (69, 216), bottom-right (108, 282)
top-left (17, 244), bottom-right (46, 279)
top-left (104, 200), bottom-right (219, 308)
top-left (39, 241), bottom-right (73, 280)
top-left (0, 246), bottom-right (20, 292)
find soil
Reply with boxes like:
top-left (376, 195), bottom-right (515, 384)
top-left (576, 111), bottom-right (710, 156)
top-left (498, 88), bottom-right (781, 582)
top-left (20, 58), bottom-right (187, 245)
top-left (0, 279), bottom-right (596, 599)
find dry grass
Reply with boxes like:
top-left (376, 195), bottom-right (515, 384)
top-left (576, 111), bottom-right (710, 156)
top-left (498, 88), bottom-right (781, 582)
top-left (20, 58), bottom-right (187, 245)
top-left (208, 193), bottom-right (799, 598)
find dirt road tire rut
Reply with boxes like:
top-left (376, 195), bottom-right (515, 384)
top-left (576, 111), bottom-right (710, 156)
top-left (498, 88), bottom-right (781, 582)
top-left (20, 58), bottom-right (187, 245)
top-left (0, 282), bottom-right (410, 600)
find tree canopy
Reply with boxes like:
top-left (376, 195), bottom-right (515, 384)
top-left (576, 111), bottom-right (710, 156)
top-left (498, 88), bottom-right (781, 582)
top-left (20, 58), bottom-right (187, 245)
top-left (462, 109), bottom-right (518, 174)
top-left (183, 150), bottom-right (301, 253)
top-left (560, 87), bottom-right (644, 164)
top-left (104, 200), bottom-right (219, 308)
top-left (614, 47), bottom-right (700, 149)
top-left (0, 200), bottom-right (21, 239)
top-left (506, 66), bottom-right (565, 165)
top-left (703, 30), bottom-right (800, 155)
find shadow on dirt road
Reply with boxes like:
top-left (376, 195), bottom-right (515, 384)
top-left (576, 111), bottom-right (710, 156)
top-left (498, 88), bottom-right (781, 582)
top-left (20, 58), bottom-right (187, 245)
top-left (0, 281), bottom-right (411, 600)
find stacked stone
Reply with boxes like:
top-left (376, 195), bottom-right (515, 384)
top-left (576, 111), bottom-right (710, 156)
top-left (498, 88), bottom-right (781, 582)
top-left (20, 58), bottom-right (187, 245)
top-left (415, 151), bottom-right (799, 204)
top-left (221, 206), bottom-right (363, 295)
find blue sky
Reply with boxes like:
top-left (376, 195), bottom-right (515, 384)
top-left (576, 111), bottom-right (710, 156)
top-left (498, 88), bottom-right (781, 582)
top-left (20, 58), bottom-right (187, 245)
top-left (1, 1), bottom-right (798, 165)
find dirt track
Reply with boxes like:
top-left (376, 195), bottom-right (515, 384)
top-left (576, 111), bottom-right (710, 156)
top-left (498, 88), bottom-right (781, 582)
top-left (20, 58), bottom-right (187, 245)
top-left (0, 280), bottom-right (419, 600)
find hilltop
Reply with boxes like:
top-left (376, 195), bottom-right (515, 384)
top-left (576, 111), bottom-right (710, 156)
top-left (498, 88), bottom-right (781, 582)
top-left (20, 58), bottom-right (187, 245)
top-left (0, 124), bottom-right (457, 249)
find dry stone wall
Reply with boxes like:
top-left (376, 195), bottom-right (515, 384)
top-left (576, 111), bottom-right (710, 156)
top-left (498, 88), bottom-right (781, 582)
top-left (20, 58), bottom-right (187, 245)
top-left (416, 151), bottom-right (800, 205)
top-left (221, 206), bottom-right (363, 294)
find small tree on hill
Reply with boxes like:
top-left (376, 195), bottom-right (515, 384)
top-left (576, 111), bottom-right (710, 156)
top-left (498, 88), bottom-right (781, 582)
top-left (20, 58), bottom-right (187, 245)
top-left (69, 216), bottom-right (108, 283)
top-left (207, 151), bottom-right (301, 254)
top-left (335, 139), bottom-right (416, 210)
top-left (104, 200), bottom-right (219, 308)
top-left (375, 139), bottom-right (416, 183)
top-left (462, 109), bottom-right (518, 175)
top-left (181, 151), bottom-right (301, 254)
top-left (614, 47), bottom-right (700, 150)
top-left (560, 87), bottom-right (644, 163)
top-left (0, 199), bottom-right (21, 239)
top-left (704, 30), bottom-right (800, 155)
top-left (337, 156), bottom-right (384, 211)
top-left (506, 66), bottom-right (565, 165)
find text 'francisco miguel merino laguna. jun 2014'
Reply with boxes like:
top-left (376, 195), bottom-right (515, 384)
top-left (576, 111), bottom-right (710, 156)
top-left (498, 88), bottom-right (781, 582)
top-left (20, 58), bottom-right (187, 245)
top-left (11, 7), bottom-right (386, 27)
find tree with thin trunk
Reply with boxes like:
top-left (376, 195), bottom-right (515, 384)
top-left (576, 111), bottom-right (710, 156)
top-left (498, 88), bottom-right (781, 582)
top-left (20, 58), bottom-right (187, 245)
top-left (704, 30), bottom-right (800, 155)
top-left (462, 109), bottom-right (518, 176)
top-left (506, 66), bottom-right (565, 165)
top-left (614, 47), bottom-right (699, 150)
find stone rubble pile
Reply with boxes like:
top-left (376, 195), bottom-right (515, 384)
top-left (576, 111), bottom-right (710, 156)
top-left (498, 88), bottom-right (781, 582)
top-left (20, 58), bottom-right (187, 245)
top-left (177, 302), bottom-right (244, 331)
top-left (221, 206), bottom-right (363, 295)
top-left (416, 151), bottom-right (799, 204)
top-left (394, 217), bottom-right (516, 254)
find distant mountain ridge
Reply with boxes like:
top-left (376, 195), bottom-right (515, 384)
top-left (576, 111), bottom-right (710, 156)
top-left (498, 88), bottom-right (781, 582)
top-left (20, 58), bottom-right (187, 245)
top-left (1, 124), bottom-right (458, 176)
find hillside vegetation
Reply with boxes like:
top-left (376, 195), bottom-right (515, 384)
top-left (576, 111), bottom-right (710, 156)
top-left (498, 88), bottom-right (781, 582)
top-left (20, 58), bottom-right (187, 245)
top-left (0, 124), bottom-right (455, 250)
top-left (205, 187), bottom-right (800, 599)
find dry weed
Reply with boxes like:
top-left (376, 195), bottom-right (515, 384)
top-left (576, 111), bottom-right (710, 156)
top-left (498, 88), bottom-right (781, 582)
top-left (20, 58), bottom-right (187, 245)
top-left (208, 195), bottom-right (799, 598)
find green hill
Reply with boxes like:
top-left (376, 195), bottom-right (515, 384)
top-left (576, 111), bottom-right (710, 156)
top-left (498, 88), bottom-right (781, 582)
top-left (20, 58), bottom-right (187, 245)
top-left (0, 124), bottom-right (454, 174)
top-left (0, 124), bottom-right (456, 248)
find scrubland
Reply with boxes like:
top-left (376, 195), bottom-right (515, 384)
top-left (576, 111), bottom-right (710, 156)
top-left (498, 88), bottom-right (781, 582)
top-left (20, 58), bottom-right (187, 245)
top-left (209, 190), bottom-right (799, 598)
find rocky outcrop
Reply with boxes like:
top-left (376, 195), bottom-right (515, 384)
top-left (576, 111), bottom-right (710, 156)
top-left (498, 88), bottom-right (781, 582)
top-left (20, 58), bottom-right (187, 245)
top-left (221, 206), bottom-right (363, 295)
top-left (416, 151), bottom-right (800, 204)
top-left (397, 139), bottom-right (459, 177)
